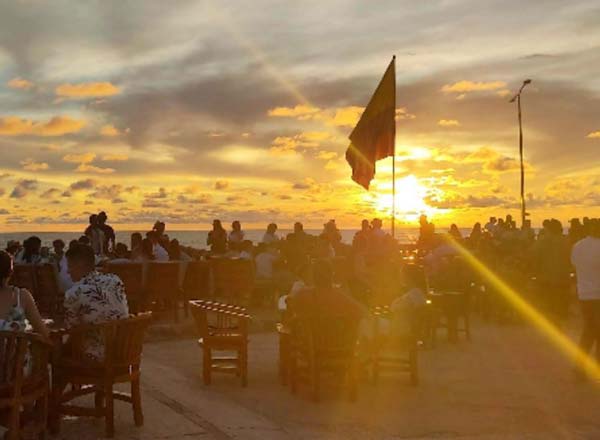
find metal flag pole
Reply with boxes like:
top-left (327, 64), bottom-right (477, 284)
top-left (509, 79), bottom-right (532, 227)
top-left (391, 55), bottom-right (396, 239)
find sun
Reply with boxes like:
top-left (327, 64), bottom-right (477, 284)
top-left (372, 175), bottom-right (435, 222)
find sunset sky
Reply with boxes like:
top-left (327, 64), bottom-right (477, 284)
top-left (0, 0), bottom-right (599, 232)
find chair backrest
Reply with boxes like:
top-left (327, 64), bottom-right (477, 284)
top-left (11, 264), bottom-right (36, 294)
top-left (106, 263), bottom-right (144, 307)
top-left (189, 300), bottom-right (250, 338)
top-left (211, 259), bottom-right (254, 303)
top-left (183, 261), bottom-right (210, 300)
top-left (0, 331), bottom-right (50, 396)
top-left (292, 312), bottom-right (359, 359)
top-left (34, 264), bottom-right (64, 318)
top-left (145, 262), bottom-right (180, 300)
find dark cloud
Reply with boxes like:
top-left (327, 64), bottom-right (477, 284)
top-left (10, 179), bottom-right (38, 198)
top-left (70, 179), bottom-right (96, 191)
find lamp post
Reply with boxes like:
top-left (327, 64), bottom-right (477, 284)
top-left (509, 79), bottom-right (532, 228)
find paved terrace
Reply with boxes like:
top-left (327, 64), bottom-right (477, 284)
top-left (55, 311), bottom-right (600, 440)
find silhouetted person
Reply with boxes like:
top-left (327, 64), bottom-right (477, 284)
top-left (97, 211), bottom-right (115, 253)
top-left (229, 220), bottom-right (245, 247)
top-left (15, 236), bottom-right (42, 264)
top-left (262, 223), bottom-right (279, 244)
top-left (85, 214), bottom-right (104, 255)
top-left (418, 214), bottom-right (435, 250)
top-left (449, 224), bottom-right (462, 241)
top-left (207, 219), bottom-right (228, 254)
top-left (352, 219), bottom-right (372, 254)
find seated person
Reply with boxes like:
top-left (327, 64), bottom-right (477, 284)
top-left (290, 260), bottom-right (366, 320)
top-left (63, 243), bottom-right (129, 360)
top-left (109, 242), bottom-right (131, 264)
top-left (0, 250), bottom-right (48, 337)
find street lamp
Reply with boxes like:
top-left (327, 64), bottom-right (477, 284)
top-left (509, 79), bottom-right (532, 228)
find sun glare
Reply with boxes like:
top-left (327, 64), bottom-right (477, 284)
top-left (373, 174), bottom-right (436, 221)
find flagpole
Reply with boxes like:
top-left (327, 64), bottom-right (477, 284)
top-left (391, 55), bottom-right (396, 239)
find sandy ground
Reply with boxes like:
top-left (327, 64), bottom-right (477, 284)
top-left (50, 313), bottom-right (600, 440)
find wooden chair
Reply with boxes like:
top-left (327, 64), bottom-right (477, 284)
top-left (51, 313), bottom-right (153, 438)
top-left (34, 264), bottom-right (64, 318)
top-left (10, 264), bottom-right (36, 295)
top-left (276, 322), bottom-right (292, 385)
top-left (189, 300), bottom-right (250, 387)
top-left (106, 263), bottom-right (145, 314)
top-left (289, 313), bottom-right (360, 402)
top-left (367, 306), bottom-right (420, 385)
top-left (0, 331), bottom-right (51, 440)
top-left (211, 259), bottom-right (255, 305)
top-left (183, 261), bottom-right (211, 300)
top-left (429, 291), bottom-right (471, 343)
top-left (144, 262), bottom-right (183, 322)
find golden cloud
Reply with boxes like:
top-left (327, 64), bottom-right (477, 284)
top-left (438, 119), bottom-right (460, 127)
top-left (100, 124), bottom-right (120, 137)
top-left (63, 152), bottom-right (96, 164)
top-left (268, 104), bottom-right (320, 119)
top-left (0, 116), bottom-right (86, 136)
top-left (76, 163), bottom-right (115, 174)
top-left (586, 131), bottom-right (600, 139)
top-left (7, 77), bottom-right (34, 90)
top-left (270, 131), bottom-right (332, 155)
top-left (441, 80), bottom-right (507, 93)
top-left (101, 153), bottom-right (128, 161)
top-left (316, 151), bottom-right (337, 160)
top-left (215, 180), bottom-right (229, 190)
top-left (20, 158), bottom-right (49, 171)
top-left (55, 82), bottom-right (120, 98)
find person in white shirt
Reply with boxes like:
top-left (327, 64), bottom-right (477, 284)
top-left (147, 231), bottom-right (169, 262)
top-left (52, 239), bottom-right (73, 291)
top-left (229, 221), bottom-right (245, 245)
top-left (262, 223), bottom-right (279, 244)
top-left (571, 219), bottom-right (600, 373)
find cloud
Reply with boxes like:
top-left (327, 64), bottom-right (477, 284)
top-left (55, 82), bottom-right (121, 99)
top-left (268, 105), bottom-right (320, 119)
top-left (316, 151), bottom-right (337, 160)
top-left (438, 119), bottom-right (460, 127)
top-left (101, 153), bottom-right (128, 161)
top-left (270, 131), bottom-right (333, 155)
top-left (69, 179), bottom-right (96, 191)
top-left (441, 80), bottom-right (507, 94)
top-left (215, 180), bottom-right (229, 190)
top-left (100, 124), bottom-right (120, 137)
top-left (40, 188), bottom-right (61, 198)
top-left (20, 158), bottom-right (49, 171)
top-left (76, 163), bottom-right (116, 174)
top-left (586, 131), bottom-right (600, 139)
top-left (10, 179), bottom-right (37, 198)
top-left (0, 209), bottom-right (9, 215)
top-left (90, 184), bottom-right (123, 199)
top-left (0, 116), bottom-right (86, 136)
top-left (484, 156), bottom-right (521, 172)
top-left (63, 152), bottom-right (96, 164)
top-left (7, 77), bottom-right (34, 90)
top-left (146, 187), bottom-right (168, 199)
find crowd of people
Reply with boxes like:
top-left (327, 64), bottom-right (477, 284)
top-left (1, 211), bottom-right (599, 376)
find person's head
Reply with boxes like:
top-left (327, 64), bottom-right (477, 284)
top-left (168, 239), bottom-right (181, 260)
top-left (153, 221), bottom-right (166, 235)
top-left (52, 239), bottom-right (65, 255)
top-left (542, 219), bottom-right (550, 230)
top-left (313, 260), bottom-right (333, 289)
top-left (147, 230), bottom-right (159, 244)
top-left (372, 218), bottom-right (382, 230)
top-left (89, 214), bottom-right (98, 226)
top-left (68, 239), bottom-right (79, 250)
top-left (361, 219), bottom-right (370, 231)
top-left (489, 216), bottom-right (496, 224)
top-left (65, 243), bottom-right (96, 282)
top-left (506, 214), bottom-right (512, 223)
top-left (98, 211), bottom-right (107, 225)
top-left (40, 246), bottom-right (50, 258)
top-left (294, 222), bottom-right (303, 233)
top-left (523, 219), bottom-right (531, 230)
top-left (550, 219), bottom-right (563, 235)
top-left (213, 219), bottom-right (223, 231)
top-left (24, 236), bottom-right (42, 259)
top-left (497, 218), bottom-right (505, 227)
top-left (472, 222), bottom-right (481, 232)
top-left (419, 214), bottom-right (428, 226)
top-left (78, 235), bottom-right (90, 245)
top-left (267, 223), bottom-right (277, 234)
top-left (115, 242), bottom-right (128, 258)
top-left (0, 250), bottom-right (13, 287)
top-left (232, 220), bottom-right (241, 231)
top-left (131, 232), bottom-right (143, 250)
top-left (5, 241), bottom-right (20, 256)
top-left (450, 224), bottom-right (459, 233)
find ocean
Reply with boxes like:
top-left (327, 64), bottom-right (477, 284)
top-left (0, 228), bottom-right (437, 249)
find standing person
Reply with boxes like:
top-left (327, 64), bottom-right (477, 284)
top-left (449, 224), bottom-right (463, 241)
top-left (52, 239), bottom-right (73, 291)
top-left (130, 232), bottom-right (143, 260)
top-left (0, 250), bottom-right (48, 337)
top-left (85, 214), bottom-right (105, 255)
top-left (484, 217), bottom-right (497, 234)
top-left (417, 214), bottom-right (435, 250)
top-left (147, 231), bottom-right (169, 261)
top-left (229, 221), bottom-right (245, 246)
top-left (352, 219), bottom-right (372, 253)
top-left (14, 236), bottom-right (43, 264)
top-left (97, 211), bottom-right (116, 254)
top-left (262, 223), bottom-right (279, 244)
top-left (533, 219), bottom-right (571, 322)
top-left (207, 220), bottom-right (228, 254)
top-left (571, 219), bottom-right (600, 378)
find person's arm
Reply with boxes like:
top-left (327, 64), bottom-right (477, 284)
top-left (20, 289), bottom-right (49, 339)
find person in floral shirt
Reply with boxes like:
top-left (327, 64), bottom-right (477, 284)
top-left (64, 243), bottom-right (129, 359)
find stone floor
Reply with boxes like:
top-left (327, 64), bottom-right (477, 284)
top-left (47, 313), bottom-right (600, 439)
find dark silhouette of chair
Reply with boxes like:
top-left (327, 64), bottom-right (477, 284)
top-left (34, 264), bottom-right (64, 318)
top-left (51, 313), bottom-right (153, 438)
top-left (183, 261), bottom-right (211, 300)
top-left (0, 331), bottom-right (51, 440)
top-left (10, 264), bottom-right (36, 294)
top-left (106, 263), bottom-right (145, 314)
top-left (144, 262), bottom-right (183, 321)
top-left (189, 300), bottom-right (250, 387)
top-left (289, 313), bottom-right (360, 402)
top-left (211, 258), bottom-right (255, 305)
